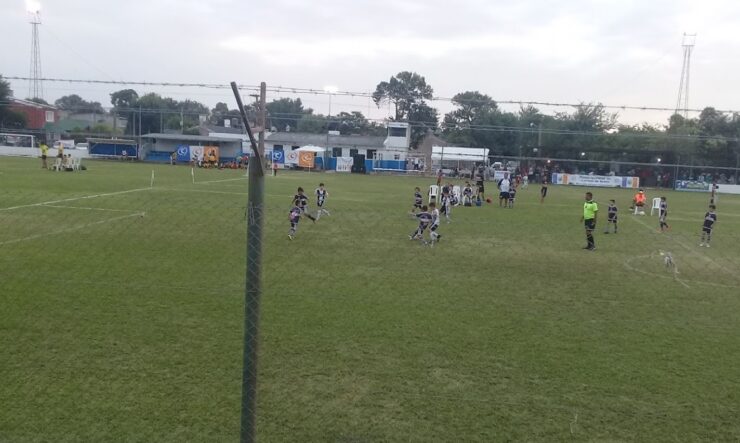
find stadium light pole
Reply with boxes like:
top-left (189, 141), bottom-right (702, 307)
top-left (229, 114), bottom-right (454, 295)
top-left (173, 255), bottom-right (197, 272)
top-left (231, 81), bottom-right (266, 443)
top-left (324, 86), bottom-right (338, 170)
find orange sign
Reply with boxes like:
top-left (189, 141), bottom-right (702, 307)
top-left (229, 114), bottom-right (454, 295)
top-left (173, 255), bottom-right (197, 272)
top-left (298, 151), bottom-right (314, 168)
top-left (205, 146), bottom-right (219, 163)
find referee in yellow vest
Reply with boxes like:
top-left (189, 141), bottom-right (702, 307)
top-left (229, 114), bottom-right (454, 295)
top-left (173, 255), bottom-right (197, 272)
top-left (581, 191), bottom-right (599, 250)
top-left (39, 142), bottom-right (49, 169)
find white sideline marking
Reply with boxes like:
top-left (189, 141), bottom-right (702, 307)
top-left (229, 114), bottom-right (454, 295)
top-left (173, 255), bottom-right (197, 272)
top-left (195, 177), bottom-right (247, 185)
top-left (0, 212), bottom-right (145, 246)
top-left (622, 254), bottom-right (740, 289)
top-left (0, 187), bottom-right (151, 212)
top-left (41, 205), bottom-right (136, 213)
top-left (629, 215), bottom-right (738, 281)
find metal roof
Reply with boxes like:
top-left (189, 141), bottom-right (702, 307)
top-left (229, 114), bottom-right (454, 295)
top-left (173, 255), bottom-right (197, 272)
top-left (140, 133), bottom-right (240, 143)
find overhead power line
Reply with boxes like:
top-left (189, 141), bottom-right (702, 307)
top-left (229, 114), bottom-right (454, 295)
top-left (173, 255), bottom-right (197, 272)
top-left (5, 75), bottom-right (739, 115)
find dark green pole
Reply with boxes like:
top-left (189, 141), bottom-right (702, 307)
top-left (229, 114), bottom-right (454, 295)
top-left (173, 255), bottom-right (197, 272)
top-left (231, 81), bottom-right (266, 443)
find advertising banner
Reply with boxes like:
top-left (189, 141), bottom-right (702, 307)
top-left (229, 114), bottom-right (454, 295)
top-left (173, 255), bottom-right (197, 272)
top-left (336, 157), bottom-right (353, 172)
top-left (271, 150), bottom-right (284, 164)
top-left (204, 146), bottom-right (219, 163)
top-left (551, 173), bottom-right (640, 188)
top-left (176, 145), bottom-right (190, 163)
top-left (285, 150), bottom-right (299, 165)
top-left (675, 180), bottom-right (711, 192)
top-left (298, 151), bottom-right (315, 168)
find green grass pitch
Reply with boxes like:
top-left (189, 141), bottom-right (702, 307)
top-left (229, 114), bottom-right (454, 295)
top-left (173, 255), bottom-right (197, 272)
top-left (1, 156), bottom-right (739, 441)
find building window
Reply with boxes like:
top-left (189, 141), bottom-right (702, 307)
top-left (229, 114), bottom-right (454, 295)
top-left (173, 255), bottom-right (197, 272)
top-left (389, 127), bottom-right (406, 137)
top-left (45, 111), bottom-right (55, 123)
top-left (291, 145), bottom-right (300, 151)
top-left (349, 148), bottom-right (358, 157)
top-left (394, 154), bottom-right (400, 160)
top-left (332, 147), bottom-right (342, 157)
top-left (273, 144), bottom-right (283, 151)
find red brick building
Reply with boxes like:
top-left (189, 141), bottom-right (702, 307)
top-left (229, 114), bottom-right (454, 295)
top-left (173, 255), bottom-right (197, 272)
top-left (9, 98), bottom-right (59, 130)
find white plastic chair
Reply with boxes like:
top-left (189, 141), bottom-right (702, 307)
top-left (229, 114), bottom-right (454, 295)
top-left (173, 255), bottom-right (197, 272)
top-left (452, 186), bottom-right (461, 206)
top-left (650, 197), bottom-right (661, 216)
top-left (428, 185), bottom-right (439, 203)
top-left (51, 158), bottom-right (62, 171)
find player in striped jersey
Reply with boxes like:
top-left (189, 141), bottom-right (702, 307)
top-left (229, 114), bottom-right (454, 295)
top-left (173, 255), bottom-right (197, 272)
top-left (604, 200), bottom-right (618, 233)
top-left (699, 204), bottom-right (718, 247)
top-left (288, 204), bottom-right (302, 240)
top-left (315, 183), bottom-right (330, 219)
top-left (411, 187), bottom-right (423, 213)
top-left (293, 187), bottom-right (316, 222)
top-left (658, 196), bottom-right (670, 232)
top-left (428, 202), bottom-right (442, 243)
top-left (409, 205), bottom-right (432, 242)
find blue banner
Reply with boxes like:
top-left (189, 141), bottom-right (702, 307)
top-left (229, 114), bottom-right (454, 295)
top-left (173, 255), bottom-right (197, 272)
top-left (176, 145), bottom-right (190, 163)
top-left (272, 149), bottom-right (284, 164)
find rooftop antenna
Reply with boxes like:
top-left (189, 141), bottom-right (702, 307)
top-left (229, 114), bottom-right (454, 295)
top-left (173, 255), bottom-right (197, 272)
top-left (27, 1), bottom-right (44, 100)
top-left (675, 33), bottom-right (696, 118)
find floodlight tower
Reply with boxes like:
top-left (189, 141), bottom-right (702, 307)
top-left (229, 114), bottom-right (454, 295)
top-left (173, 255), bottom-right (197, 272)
top-left (27, 1), bottom-right (44, 100)
top-left (675, 33), bottom-right (696, 119)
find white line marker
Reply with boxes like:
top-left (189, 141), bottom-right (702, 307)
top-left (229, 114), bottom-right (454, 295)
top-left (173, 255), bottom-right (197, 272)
top-left (41, 205), bottom-right (137, 213)
top-left (0, 187), bottom-right (151, 212)
top-left (150, 170), bottom-right (155, 188)
top-left (0, 212), bottom-right (145, 246)
top-left (195, 176), bottom-right (248, 185)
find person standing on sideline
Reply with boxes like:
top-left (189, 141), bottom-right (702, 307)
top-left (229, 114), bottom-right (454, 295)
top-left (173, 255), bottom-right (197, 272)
top-left (39, 142), bottom-right (49, 169)
top-left (498, 173), bottom-right (511, 207)
top-left (604, 199), bottom-right (618, 234)
top-left (56, 142), bottom-right (64, 166)
top-left (658, 196), bottom-right (670, 232)
top-left (581, 192), bottom-right (598, 250)
top-left (540, 176), bottom-right (549, 204)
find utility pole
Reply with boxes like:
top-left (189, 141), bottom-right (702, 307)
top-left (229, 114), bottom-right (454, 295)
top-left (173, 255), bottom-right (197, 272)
top-left (231, 81), bottom-right (266, 443)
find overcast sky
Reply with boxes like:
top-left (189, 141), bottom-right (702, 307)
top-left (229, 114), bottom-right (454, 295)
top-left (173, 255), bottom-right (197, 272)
top-left (1, 0), bottom-right (739, 125)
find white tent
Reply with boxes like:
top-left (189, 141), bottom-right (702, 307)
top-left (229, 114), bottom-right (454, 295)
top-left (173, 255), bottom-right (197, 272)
top-left (295, 145), bottom-right (325, 153)
top-left (431, 146), bottom-right (488, 162)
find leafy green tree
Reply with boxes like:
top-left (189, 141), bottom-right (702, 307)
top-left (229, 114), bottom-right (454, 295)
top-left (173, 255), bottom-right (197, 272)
top-left (266, 98), bottom-right (311, 131)
top-left (55, 94), bottom-right (104, 113)
top-left (110, 89), bottom-right (139, 109)
top-left (0, 76), bottom-right (26, 129)
top-left (372, 71), bottom-right (434, 121)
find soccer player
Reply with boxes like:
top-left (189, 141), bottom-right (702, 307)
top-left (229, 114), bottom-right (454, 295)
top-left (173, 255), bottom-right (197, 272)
top-left (699, 204), bottom-right (718, 247)
top-left (507, 183), bottom-right (517, 208)
top-left (475, 171), bottom-right (485, 200)
top-left (658, 196), bottom-right (670, 232)
top-left (293, 187), bottom-right (316, 222)
top-left (604, 199), bottom-right (618, 234)
top-left (429, 202), bottom-right (442, 243)
top-left (462, 182), bottom-right (473, 206)
top-left (581, 192), bottom-right (598, 250)
top-left (440, 186), bottom-right (452, 222)
top-left (498, 173), bottom-right (511, 207)
top-left (411, 187), bottom-right (423, 213)
top-left (409, 205), bottom-right (432, 242)
top-left (288, 204), bottom-right (302, 240)
top-left (315, 183), bottom-right (330, 219)
top-left (540, 176), bottom-right (549, 204)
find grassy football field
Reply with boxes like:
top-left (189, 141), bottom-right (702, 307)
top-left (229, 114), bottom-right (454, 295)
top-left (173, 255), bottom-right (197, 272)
top-left (1, 156), bottom-right (739, 441)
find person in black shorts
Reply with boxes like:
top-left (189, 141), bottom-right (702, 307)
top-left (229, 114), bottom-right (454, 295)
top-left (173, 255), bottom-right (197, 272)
top-left (411, 187), bottom-right (423, 213)
top-left (699, 204), bottom-right (717, 247)
top-left (540, 177), bottom-right (549, 204)
top-left (581, 192), bottom-right (598, 250)
top-left (475, 173), bottom-right (485, 200)
top-left (604, 199), bottom-right (618, 233)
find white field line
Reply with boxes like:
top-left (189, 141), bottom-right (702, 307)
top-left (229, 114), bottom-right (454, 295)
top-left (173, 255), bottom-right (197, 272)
top-left (0, 187), bottom-right (151, 212)
top-left (0, 212), bottom-right (144, 246)
top-left (629, 214), bottom-right (738, 281)
top-left (41, 205), bottom-right (137, 213)
top-left (194, 177), bottom-right (247, 185)
top-left (622, 254), bottom-right (740, 289)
